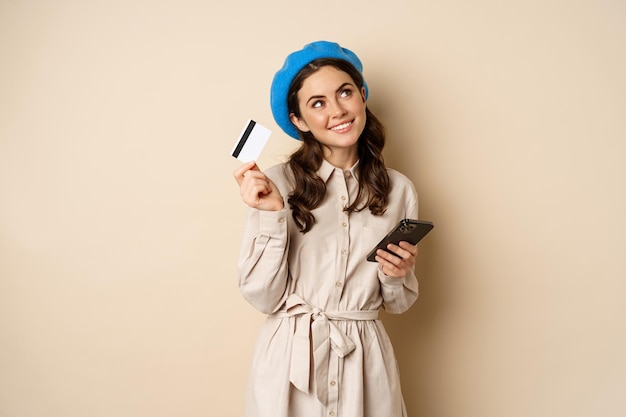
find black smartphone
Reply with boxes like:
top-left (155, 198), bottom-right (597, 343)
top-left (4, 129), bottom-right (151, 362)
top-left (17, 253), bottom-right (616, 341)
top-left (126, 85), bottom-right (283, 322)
top-left (366, 219), bottom-right (434, 262)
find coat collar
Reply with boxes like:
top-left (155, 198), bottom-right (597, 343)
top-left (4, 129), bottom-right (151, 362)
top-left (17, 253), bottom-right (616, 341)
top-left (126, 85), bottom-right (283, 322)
top-left (316, 158), bottom-right (360, 184)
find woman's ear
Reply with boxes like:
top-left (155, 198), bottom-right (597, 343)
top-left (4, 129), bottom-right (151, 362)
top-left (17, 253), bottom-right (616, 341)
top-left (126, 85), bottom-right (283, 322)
top-left (361, 87), bottom-right (367, 103)
top-left (290, 113), bottom-right (310, 133)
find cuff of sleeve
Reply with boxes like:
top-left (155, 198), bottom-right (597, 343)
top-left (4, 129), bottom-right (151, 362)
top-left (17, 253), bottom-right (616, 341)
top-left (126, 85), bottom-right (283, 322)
top-left (259, 208), bottom-right (288, 236)
top-left (378, 268), bottom-right (409, 286)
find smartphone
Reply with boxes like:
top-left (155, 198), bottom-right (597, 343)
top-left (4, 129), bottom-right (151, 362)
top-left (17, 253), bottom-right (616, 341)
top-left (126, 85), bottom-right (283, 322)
top-left (366, 219), bottom-right (434, 262)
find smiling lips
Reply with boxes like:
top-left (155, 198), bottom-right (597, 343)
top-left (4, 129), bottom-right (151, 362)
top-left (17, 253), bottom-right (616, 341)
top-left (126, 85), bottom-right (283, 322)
top-left (330, 121), bottom-right (353, 132)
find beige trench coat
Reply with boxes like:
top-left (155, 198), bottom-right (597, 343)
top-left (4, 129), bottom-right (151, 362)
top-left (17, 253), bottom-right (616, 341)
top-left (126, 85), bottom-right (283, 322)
top-left (238, 160), bottom-right (419, 417)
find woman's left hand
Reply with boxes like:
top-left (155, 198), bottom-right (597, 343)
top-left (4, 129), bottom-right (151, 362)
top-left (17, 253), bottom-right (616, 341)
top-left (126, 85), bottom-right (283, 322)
top-left (375, 241), bottom-right (418, 278)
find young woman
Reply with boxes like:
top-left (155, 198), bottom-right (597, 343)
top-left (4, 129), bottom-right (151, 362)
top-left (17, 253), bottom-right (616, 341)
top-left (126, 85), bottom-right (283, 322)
top-left (233, 40), bottom-right (420, 417)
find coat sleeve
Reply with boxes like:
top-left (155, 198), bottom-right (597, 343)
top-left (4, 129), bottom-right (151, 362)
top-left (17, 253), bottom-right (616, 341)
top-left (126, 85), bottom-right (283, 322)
top-left (237, 207), bottom-right (291, 314)
top-left (378, 174), bottom-right (420, 314)
top-left (378, 269), bottom-right (419, 314)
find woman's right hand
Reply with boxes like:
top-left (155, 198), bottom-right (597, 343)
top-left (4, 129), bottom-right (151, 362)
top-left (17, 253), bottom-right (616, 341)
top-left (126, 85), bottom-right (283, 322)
top-left (233, 161), bottom-right (285, 211)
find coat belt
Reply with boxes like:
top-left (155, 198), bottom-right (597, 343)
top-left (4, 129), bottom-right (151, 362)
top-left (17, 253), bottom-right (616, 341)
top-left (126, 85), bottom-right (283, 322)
top-left (271, 294), bottom-right (379, 406)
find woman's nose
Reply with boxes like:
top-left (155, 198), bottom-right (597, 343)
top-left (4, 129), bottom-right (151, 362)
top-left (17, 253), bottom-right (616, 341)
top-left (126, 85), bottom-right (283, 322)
top-left (329, 100), bottom-right (347, 117)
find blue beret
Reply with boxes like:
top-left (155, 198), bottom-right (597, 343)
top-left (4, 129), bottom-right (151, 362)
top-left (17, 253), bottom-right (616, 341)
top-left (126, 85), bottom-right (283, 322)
top-left (270, 40), bottom-right (369, 139)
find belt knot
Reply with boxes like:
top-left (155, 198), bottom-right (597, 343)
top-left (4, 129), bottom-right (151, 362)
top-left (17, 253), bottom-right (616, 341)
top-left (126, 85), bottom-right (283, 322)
top-left (270, 294), bottom-right (379, 406)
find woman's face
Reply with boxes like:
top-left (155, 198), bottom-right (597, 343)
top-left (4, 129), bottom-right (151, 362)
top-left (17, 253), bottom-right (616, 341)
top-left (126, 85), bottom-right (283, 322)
top-left (290, 66), bottom-right (367, 160)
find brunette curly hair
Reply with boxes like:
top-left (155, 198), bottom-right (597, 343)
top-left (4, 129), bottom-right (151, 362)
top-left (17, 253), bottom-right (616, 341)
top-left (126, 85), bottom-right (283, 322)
top-left (286, 58), bottom-right (390, 233)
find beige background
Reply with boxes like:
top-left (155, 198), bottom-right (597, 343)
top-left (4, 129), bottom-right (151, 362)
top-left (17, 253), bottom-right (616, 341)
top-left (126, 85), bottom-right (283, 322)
top-left (1, 1), bottom-right (625, 416)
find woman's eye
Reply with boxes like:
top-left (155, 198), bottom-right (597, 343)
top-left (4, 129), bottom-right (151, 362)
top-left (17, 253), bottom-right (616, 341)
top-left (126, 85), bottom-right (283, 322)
top-left (340, 89), bottom-right (353, 98)
top-left (312, 100), bottom-right (324, 108)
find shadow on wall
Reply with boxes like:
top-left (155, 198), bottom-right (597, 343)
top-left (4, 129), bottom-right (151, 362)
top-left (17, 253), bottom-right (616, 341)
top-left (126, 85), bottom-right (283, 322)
top-left (372, 76), bottom-right (453, 414)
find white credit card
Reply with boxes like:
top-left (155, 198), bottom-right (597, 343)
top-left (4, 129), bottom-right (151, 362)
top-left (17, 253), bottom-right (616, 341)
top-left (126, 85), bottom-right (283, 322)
top-left (230, 119), bottom-right (271, 162)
